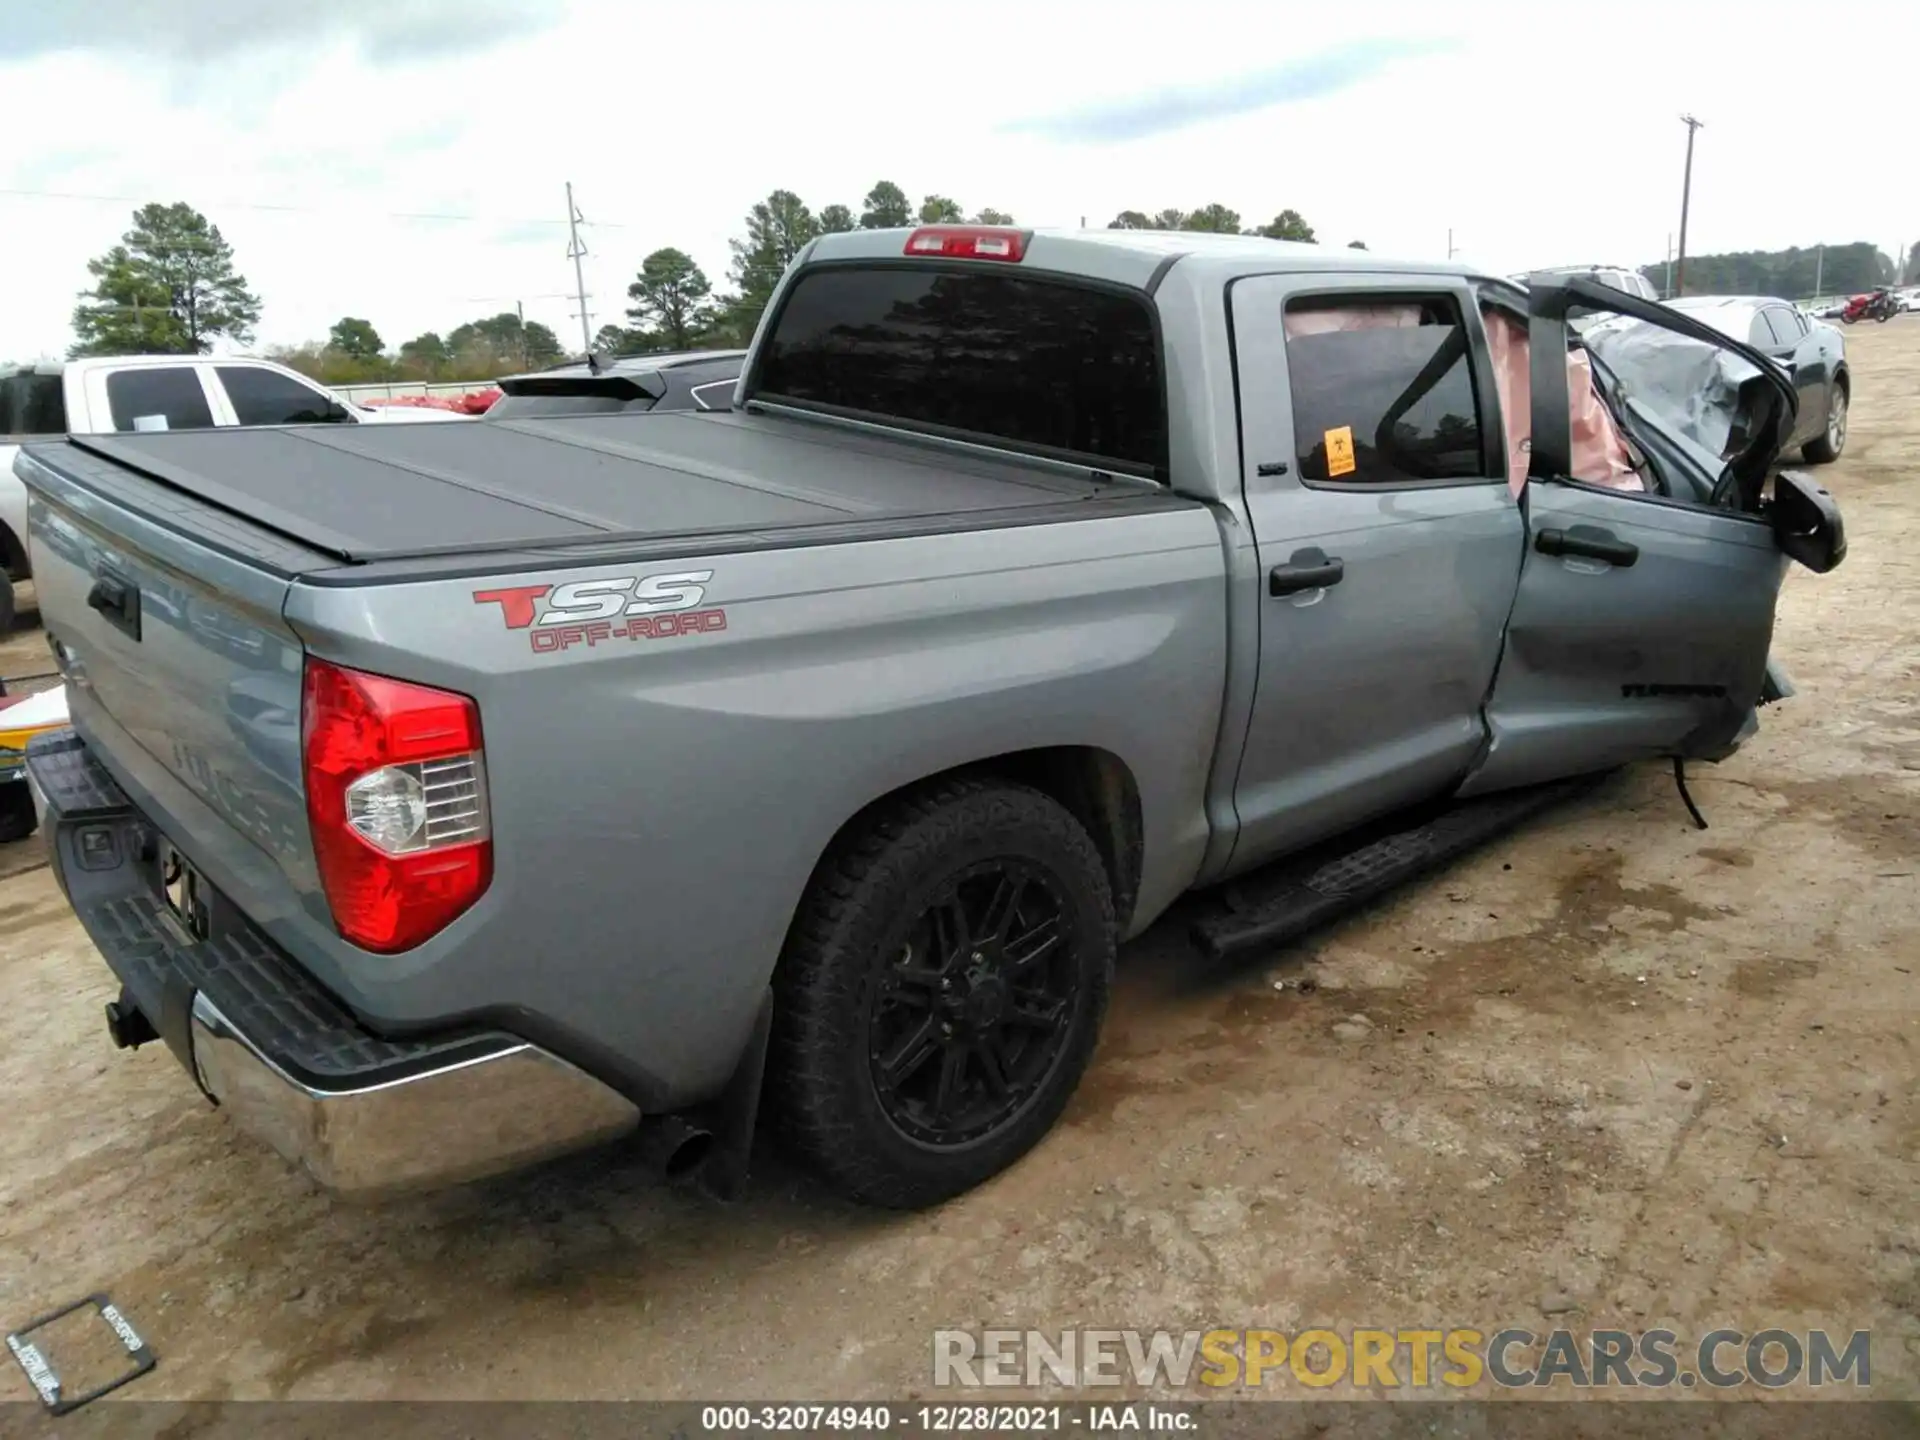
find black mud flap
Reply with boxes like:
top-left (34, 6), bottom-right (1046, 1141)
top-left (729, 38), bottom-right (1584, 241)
top-left (700, 988), bottom-right (773, 1202)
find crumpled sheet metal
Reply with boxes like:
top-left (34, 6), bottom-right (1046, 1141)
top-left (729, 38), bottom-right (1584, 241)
top-left (1581, 321), bottom-right (1760, 463)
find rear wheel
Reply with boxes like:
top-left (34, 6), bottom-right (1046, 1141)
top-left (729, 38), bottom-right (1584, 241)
top-left (1802, 382), bottom-right (1848, 464)
top-left (769, 779), bottom-right (1115, 1208)
top-left (0, 576), bottom-right (15, 636)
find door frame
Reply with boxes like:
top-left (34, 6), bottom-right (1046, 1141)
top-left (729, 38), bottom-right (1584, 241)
top-left (1210, 269), bottom-right (1525, 878)
top-left (1457, 274), bottom-right (1800, 795)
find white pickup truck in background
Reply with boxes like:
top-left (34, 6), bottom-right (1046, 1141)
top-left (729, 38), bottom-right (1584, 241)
top-left (0, 354), bottom-right (465, 632)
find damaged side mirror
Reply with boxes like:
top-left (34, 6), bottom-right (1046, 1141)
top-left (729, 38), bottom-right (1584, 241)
top-left (1768, 469), bottom-right (1846, 573)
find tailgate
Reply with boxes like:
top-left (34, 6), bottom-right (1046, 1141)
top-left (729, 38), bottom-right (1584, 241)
top-left (17, 442), bottom-right (315, 886)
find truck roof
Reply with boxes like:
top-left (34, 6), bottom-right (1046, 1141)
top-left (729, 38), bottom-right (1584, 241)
top-left (1, 354), bottom-right (297, 380)
top-left (806, 226), bottom-right (1486, 288)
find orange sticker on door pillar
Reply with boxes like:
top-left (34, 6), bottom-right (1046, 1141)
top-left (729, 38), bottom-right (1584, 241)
top-left (1324, 425), bottom-right (1356, 477)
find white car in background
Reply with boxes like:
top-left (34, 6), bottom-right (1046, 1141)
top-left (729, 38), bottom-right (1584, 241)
top-left (1518, 263), bottom-right (1661, 303)
top-left (2, 355), bottom-right (460, 633)
top-left (1513, 264), bottom-right (1661, 331)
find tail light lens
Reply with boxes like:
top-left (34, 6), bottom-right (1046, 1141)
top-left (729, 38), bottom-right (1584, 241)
top-left (301, 657), bottom-right (492, 953)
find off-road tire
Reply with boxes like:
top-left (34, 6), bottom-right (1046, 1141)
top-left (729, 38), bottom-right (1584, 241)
top-left (769, 778), bottom-right (1115, 1209)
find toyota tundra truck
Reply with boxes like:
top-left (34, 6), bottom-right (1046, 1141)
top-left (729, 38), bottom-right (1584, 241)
top-left (14, 226), bottom-right (1844, 1210)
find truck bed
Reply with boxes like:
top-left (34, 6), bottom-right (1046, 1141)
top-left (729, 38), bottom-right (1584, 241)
top-left (42, 409), bottom-right (1154, 571)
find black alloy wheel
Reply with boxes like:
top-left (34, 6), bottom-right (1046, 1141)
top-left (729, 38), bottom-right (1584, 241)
top-left (867, 858), bottom-right (1077, 1147)
top-left (769, 778), bottom-right (1116, 1209)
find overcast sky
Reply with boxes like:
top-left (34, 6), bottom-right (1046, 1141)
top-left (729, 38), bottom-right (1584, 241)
top-left (3, 0), bottom-right (1913, 360)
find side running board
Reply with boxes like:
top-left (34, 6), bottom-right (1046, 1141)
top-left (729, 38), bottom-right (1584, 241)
top-left (1190, 775), bottom-right (1606, 959)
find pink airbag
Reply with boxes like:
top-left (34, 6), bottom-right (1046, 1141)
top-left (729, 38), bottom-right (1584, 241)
top-left (1280, 301), bottom-right (1642, 497)
top-left (1283, 304), bottom-right (1422, 338)
top-left (1481, 309), bottom-right (1641, 497)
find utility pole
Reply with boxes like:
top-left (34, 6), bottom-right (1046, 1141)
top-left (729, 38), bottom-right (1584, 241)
top-left (1675, 113), bottom-right (1704, 298)
top-left (1814, 244), bottom-right (1824, 299)
top-left (1664, 234), bottom-right (1673, 298)
top-left (564, 181), bottom-right (593, 358)
top-left (516, 300), bottom-right (528, 370)
top-left (1447, 228), bottom-right (1457, 259)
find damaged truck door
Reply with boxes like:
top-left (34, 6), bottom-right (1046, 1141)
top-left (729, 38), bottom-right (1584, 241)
top-left (1460, 275), bottom-right (1844, 797)
top-left (1225, 277), bottom-right (1523, 866)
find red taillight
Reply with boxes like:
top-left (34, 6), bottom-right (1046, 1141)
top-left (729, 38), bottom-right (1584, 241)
top-left (301, 657), bottom-right (492, 954)
top-left (903, 226), bottom-right (1029, 262)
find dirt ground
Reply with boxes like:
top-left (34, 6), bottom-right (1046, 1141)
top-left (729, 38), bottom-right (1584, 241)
top-left (0, 322), bottom-right (1916, 1411)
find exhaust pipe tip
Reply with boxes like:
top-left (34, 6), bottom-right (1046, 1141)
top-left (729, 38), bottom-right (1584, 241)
top-left (635, 1115), bottom-right (715, 1182)
top-left (664, 1130), bottom-right (714, 1179)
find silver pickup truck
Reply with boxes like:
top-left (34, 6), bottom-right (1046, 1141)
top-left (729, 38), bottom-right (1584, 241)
top-left (15, 226), bottom-right (1844, 1210)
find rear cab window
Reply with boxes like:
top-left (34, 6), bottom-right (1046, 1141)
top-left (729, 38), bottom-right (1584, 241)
top-left (0, 372), bottom-right (66, 435)
top-left (105, 367), bottom-right (215, 432)
top-left (751, 265), bottom-right (1167, 477)
top-left (1281, 295), bottom-right (1488, 486)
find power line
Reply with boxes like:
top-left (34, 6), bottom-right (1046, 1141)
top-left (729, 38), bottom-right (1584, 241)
top-left (0, 186), bottom-right (639, 230)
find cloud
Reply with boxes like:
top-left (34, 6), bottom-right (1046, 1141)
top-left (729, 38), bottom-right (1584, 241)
top-left (0, 0), bottom-right (565, 65)
top-left (1003, 37), bottom-right (1457, 143)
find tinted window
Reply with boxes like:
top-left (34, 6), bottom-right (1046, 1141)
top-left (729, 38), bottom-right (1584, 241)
top-left (1283, 295), bottom-right (1487, 486)
top-left (105, 367), bottom-right (215, 431)
top-left (671, 362), bottom-right (740, 408)
top-left (755, 266), bottom-right (1166, 474)
top-left (1765, 308), bottom-right (1805, 346)
top-left (217, 366), bottom-right (342, 425)
top-left (486, 390), bottom-right (657, 419)
top-left (0, 372), bottom-right (66, 435)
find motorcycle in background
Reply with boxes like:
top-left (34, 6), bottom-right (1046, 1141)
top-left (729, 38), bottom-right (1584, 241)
top-left (1841, 289), bottom-right (1899, 324)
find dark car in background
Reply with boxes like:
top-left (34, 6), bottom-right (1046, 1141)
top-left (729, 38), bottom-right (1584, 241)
top-left (1658, 296), bottom-right (1851, 464)
top-left (486, 349), bottom-right (746, 420)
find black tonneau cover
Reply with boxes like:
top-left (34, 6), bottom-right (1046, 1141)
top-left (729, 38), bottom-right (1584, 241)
top-left (47, 410), bottom-right (1131, 565)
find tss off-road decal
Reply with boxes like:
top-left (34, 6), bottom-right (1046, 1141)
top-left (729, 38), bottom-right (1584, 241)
top-left (473, 570), bottom-right (727, 654)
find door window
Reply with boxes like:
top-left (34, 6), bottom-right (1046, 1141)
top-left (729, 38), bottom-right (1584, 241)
top-left (217, 366), bottom-right (345, 425)
top-left (105, 367), bottom-right (215, 431)
top-left (1282, 294), bottom-right (1488, 487)
top-left (1763, 308), bottom-right (1805, 347)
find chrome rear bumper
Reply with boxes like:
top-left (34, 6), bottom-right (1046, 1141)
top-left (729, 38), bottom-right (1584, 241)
top-left (189, 993), bottom-right (641, 1197)
top-left (28, 728), bottom-right (642, 1199)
